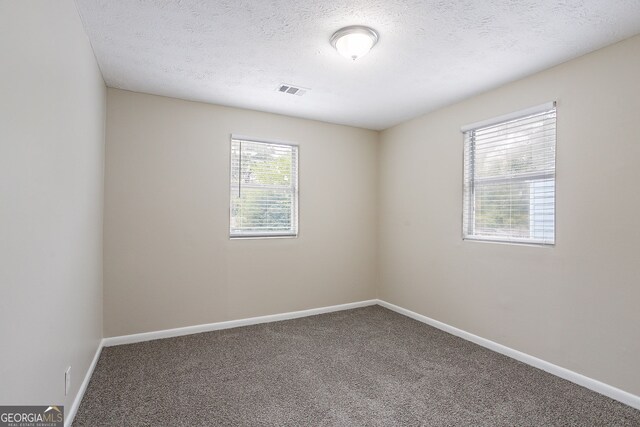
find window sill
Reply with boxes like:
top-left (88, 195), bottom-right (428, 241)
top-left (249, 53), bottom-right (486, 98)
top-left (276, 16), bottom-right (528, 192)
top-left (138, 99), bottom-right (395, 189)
top-left (462, 237), bottom-right (554, 247)
top-left (230, 234), bottom-right (298, 240)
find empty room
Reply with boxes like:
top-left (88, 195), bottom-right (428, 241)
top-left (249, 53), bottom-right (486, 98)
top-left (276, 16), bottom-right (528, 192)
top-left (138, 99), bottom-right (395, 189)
top-left (2, 0), bottom-right (640, 425)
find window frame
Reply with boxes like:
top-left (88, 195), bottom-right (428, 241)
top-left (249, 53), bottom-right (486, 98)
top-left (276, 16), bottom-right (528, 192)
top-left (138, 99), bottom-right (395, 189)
top-left (229, 135), bottom-right (299, 239)
top-left (461, 102), bottom-right (557, 246)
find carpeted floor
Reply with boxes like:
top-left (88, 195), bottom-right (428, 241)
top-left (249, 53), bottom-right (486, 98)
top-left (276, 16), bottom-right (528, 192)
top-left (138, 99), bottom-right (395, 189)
top-left (73, 306), bottom-right (640, 426)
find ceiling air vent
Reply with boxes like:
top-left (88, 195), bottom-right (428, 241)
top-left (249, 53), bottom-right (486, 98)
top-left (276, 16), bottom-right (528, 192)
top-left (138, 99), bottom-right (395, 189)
top-left (277, 84), bottom-right (308, 96)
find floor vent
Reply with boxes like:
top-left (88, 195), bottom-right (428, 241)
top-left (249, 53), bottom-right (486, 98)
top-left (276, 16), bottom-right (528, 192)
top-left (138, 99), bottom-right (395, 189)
top-left (277, 84), bottom-right (308, 96)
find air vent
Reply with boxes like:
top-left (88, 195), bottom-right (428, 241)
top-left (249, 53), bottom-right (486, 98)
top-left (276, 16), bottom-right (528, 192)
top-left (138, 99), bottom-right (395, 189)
top-left (277, 84), bottom-right (308, 96)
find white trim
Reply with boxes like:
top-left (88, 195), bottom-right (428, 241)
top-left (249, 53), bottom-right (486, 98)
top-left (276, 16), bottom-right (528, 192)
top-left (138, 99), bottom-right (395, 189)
top-left (229, 234), bottom-right (298, 240)
top-left (460, 101), bottom-right (556, 132)
top-left (95, 298), bottom-right (639, 411)
top-left (102, 300), bottom-right (377, 347)
top-left (377, 299), bottom-right (640, 411)
top-left (231, 133), bottom-right (298, 147)
top-left (65, 339), bottom-right (104, 427)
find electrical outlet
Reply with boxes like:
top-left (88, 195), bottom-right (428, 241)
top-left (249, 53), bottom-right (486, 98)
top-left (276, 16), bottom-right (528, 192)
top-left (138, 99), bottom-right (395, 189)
top-left (65, 367), bottom-right (71, 396)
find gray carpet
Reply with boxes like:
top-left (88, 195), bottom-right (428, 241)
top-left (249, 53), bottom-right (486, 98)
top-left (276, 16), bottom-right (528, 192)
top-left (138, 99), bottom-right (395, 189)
top-left (73, 306), bottom-right (640, 426)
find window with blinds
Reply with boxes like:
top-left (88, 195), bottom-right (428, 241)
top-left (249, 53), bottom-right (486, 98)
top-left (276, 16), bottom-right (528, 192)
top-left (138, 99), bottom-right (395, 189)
top-left (230, 137), bottom-right (298, 238)
top-left (462, 103), bottom-right (556, 245)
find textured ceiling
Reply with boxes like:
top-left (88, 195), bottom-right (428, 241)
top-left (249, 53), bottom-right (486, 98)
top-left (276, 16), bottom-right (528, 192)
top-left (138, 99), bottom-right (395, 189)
top-left (75, 0), bottom-right (640, 130)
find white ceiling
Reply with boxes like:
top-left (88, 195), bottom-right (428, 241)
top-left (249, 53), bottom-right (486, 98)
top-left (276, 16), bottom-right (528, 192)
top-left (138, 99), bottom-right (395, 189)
top-left (75, 1), bottom-right (640, 130)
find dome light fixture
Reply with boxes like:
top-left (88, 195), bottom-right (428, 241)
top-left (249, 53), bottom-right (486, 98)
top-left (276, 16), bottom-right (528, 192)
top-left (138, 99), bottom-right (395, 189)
top-left (330, 25), bottom-right (379, 61)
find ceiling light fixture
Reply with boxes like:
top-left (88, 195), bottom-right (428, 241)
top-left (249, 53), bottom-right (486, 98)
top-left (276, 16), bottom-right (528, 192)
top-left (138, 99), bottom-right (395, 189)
top-left (330, 25), bottom-right (379, 61)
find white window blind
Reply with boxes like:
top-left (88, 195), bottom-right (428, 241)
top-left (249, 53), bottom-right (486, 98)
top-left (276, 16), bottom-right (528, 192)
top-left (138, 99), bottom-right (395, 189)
top-left (462, 103), bottom-right (556, 245)
top-left (230, 137), bottom-right (298, 238)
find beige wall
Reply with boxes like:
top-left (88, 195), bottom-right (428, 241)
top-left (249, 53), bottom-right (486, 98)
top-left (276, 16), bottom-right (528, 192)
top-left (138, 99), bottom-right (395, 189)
top-left (0, 0), bottom-right (105, 410)
top-left (104, 89), bottom-right (378, 337)
top-left (379, 34), bottom-right (640, 396)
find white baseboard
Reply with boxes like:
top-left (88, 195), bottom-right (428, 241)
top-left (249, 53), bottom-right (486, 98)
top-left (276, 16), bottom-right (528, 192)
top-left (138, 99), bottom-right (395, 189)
top-left (65, 338), bottom-right (104, 427)
top-left (93, 298), bottom-right (639, 412)
top-left (102, 299), bottom-right (378, 347)
top-left (377, 299), bottom-right (640, 411)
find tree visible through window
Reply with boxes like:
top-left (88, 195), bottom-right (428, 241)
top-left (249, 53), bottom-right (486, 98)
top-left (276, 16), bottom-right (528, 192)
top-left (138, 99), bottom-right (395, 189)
top-left (462, 104), bottom-right (556, 245)
top-left (230, 138), bottom-right (298, 238)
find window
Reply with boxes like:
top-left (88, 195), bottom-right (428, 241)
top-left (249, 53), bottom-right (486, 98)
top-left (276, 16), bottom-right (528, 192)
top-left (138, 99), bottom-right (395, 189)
top-left (230, 136), bottom-right (298, 238)
top-left (462, 102), bottom-right (556, 245)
